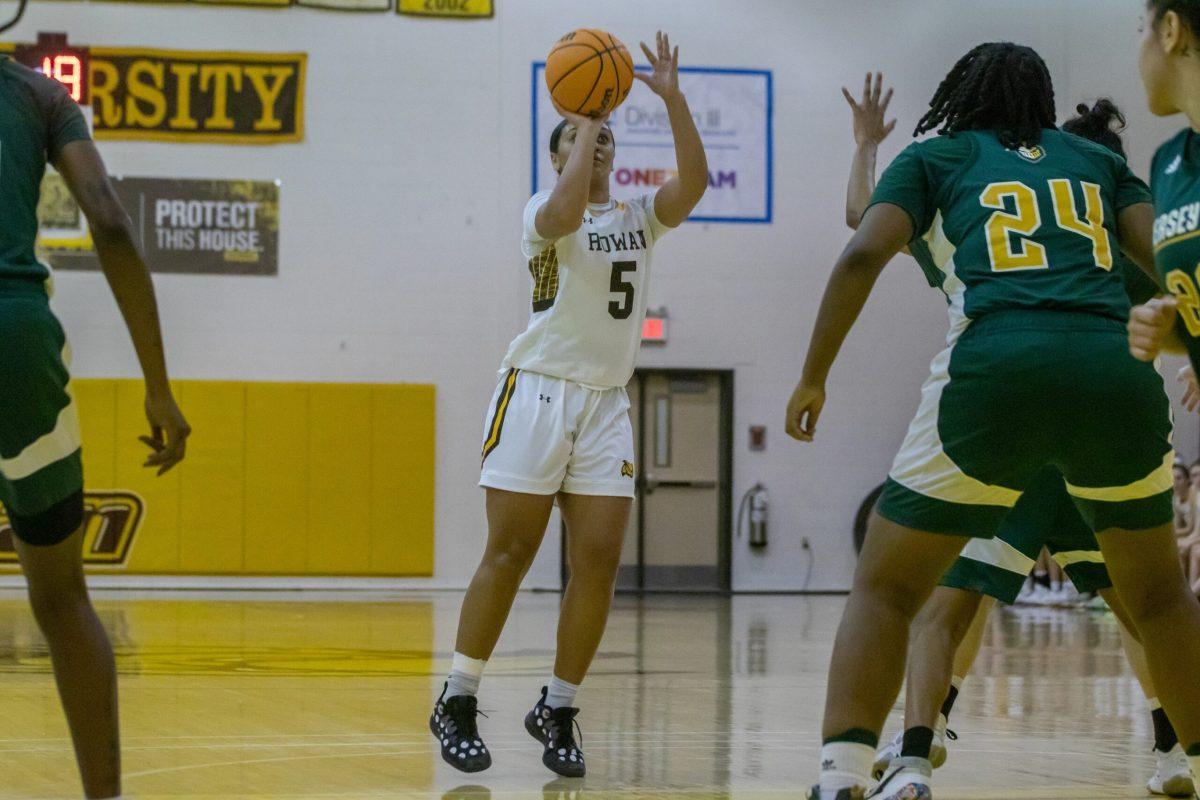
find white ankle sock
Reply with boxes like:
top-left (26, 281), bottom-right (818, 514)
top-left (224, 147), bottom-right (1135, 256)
top-left (446, 652), bottom-right (487, 698)
top-left (545, 675), bottom-right (580, 709)
top-left (819, 741), bottom-right (872, 795)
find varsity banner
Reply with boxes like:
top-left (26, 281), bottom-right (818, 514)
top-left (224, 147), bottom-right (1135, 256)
top-left (533, 65), bottom-right (773, 223)
top-left (88, 47), bottom-right (306, 144)
top-left (39, 176), bottom-right (281, 276)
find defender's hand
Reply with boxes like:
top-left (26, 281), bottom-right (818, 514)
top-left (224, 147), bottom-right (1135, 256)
top-left (842, 72), bottom-right (896, 148)
top-left (142, 390), bottom-right (191, 475)
top-left (786, 383), bottom-right (826, 443)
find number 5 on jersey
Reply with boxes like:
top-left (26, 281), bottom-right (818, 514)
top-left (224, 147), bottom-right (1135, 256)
top-left (982, 179), bottom-right (1113, 272)
top-left (609, 260), bottom-right (637, 319)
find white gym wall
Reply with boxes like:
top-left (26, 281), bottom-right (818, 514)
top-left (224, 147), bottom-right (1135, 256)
top-left (17, 0), bottom-right (1194, 591)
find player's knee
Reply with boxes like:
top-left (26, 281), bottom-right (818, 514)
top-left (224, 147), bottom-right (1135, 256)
top-left (569, 541), bottom-right (622, 582)
top-left (9, 491), bottom-right (83, 549)
top-left (27, 576), bottom-right (89, 624)
top-left (1120, 579), bottom-right (1192, 625)
top-left (483, 535), bottom-right (541, 577)
top-left (857, 572), bottom-right (928, 619)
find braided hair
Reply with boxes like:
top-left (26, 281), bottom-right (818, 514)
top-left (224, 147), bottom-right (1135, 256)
top-left (1148, 0), bottom-right (1200, 33)
top-left (1062, 99), bottom-right (1126, 159)
top-left (914, 42), bottom-right (1056, 149)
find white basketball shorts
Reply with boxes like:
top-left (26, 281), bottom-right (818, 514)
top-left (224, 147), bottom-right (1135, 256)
top-left (479, 368), bottom-right (635, 498)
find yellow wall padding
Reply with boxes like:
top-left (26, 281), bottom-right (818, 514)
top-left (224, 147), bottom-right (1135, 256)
top-left (0, 380), bottom-right (435, 577)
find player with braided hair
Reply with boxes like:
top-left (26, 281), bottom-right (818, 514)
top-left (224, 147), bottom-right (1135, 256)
top-left (791, 41), bottom-right (1200, 800)
top-left (914, 42), bottom-right (1056, 150)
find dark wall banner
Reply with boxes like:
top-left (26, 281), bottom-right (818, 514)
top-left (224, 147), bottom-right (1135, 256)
top-left (89, 48), bottom-right (306, 144)
top-left (40, 177), bottom-right (280, 276)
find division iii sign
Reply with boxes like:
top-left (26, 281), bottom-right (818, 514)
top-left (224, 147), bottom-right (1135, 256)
top-left (533, 65), bottom-right (773, 223)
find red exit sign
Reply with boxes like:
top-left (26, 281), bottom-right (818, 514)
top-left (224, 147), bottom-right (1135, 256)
top-left (14, 33), bottom-right (89, 104)
top-left (642, 316), bottom-right (667, 343)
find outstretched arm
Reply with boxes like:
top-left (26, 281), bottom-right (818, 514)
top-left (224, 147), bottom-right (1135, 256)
top-left (54, 140), bottom-right (190, 474)
top-left (535, 107), bottom-right (609, 241)
top-left (844, 72), bottom-right (896, 229)
top-left (785, 203), bottom-right (913, 442)
top-left (637, 31), bottom-right (707, 228)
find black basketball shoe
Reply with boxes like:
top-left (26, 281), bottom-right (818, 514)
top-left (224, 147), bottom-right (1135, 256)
top-left (524, 686), bottom-right (586, 778)
top-left (429, 683), bottom-right (491, 773)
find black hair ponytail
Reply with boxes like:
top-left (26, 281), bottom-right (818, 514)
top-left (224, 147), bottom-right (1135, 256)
top-left (1062, 99), bottom-right (1127, 159)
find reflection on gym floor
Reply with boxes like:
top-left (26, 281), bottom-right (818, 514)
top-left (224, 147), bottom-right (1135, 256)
top-left (0, 592), bottom-right (1158, 799)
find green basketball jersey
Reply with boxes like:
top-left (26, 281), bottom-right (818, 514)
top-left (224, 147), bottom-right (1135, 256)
top-left (0, 56), bottom-right (90, 285)
top-left (871, 129), bottom-right (1152, 327)
top-left (1151, 128), bottom-right (1200, 372)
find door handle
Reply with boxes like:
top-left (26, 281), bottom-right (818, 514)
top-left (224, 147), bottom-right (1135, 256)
top-left (644, 478), bottom-right (716, 491)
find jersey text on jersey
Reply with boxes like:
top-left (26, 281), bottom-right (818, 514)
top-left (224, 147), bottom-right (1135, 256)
top-left (1154, 202), bottom-right (1200, 250)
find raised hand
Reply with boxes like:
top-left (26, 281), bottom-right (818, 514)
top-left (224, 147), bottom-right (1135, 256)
top-left (634, 30), bottom-right (680, 99)
top-left (842, 71), bottom-right (896, 148)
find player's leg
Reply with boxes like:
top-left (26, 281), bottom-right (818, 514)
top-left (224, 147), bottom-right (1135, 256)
top-left (816, 513), bottom-right (967, 799)
top-left (0, 294), bottom-right (118, 799)
top-left (433, 370), bottom-right (567, 773)
top-left (13, 516), bottom-right (119, 800)
top-left (553, 493), bottom-right (630, 684)
top-left (950, 593), bottom-right (993, 694)
top-left (432, 488), bottom-right (554, 772)
top-left (814, 329), bottom-right (1036, 800)
top-left (1095, 527), bottom-right (1200, 782)
top-left (880, 468), bottom-right (1072, 778)
top-left (1101, 587), bottom-right (1192, 796)
top-left (873, 587), bottom-right (982, 778)
top-left (1189, 543), bottom-right (1200, 596)
top-left (454, 488), bottom-right (555, 660)
top-left (521, 492), bottom-right (630, 778)
top-left (1056, 317), bottom-right (1200, 784)
top-left (522, 384), bottom-right (635, 778)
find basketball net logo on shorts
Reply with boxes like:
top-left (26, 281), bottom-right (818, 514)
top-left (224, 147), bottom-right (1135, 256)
top-left (0, 492), bottom-right (144, 566)
top-left (1016, 145), bottom-right (1046, 162)
top-left (620, 461), bottom-right (635, 478)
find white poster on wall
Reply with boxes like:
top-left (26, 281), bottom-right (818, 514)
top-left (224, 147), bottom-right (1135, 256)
top-left (532, 65), bottom-right (773, 224)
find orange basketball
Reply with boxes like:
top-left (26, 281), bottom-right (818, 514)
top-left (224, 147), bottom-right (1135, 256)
top-left (545, 29), bottom-right (635, 118)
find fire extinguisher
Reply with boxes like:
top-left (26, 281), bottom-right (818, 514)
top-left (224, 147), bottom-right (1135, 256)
top-left (737, 483), bottom-right (769, 549)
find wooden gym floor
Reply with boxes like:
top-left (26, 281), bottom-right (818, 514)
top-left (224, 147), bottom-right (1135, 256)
top-left (0, 591), bottom-right (1168, 799)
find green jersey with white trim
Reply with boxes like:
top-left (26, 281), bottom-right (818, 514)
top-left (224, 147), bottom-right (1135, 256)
top-left (1151, 128), bottom-right (1200, 373)
top-left (871, 129), bottom-right (1151, 327)
top-left (0, 56), bottom-right (91, 285)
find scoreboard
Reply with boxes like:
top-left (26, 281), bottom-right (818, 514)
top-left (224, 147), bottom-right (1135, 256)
top-left (13, 33), bottom-right (88, 103)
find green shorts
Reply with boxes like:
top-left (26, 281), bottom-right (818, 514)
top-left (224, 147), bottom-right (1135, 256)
top-left (0, 286), bottom-right (83, 534)
top-left (877, 310), bottom-right (1173, 538)
top-left (939, 467), bottom-right (1110, 603)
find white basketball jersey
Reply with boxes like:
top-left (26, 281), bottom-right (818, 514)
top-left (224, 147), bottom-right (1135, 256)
top-left (502, 190), bottom-right (673, 388)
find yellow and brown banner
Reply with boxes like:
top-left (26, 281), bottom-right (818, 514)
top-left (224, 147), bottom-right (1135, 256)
top-left (88, 47), bottom-right (306, 144)
top-left (397, 0), bottom-right (492, 17)
top-left (1, 38), bottom-right (305, 144)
